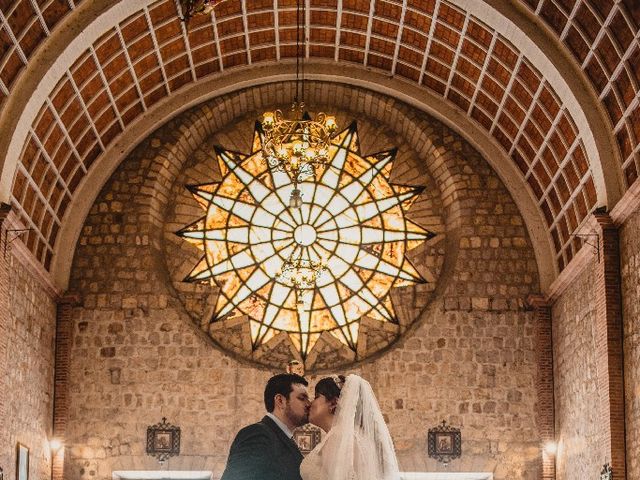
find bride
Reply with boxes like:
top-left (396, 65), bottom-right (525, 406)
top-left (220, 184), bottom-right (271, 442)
top-left (300, 374), bottom-right (401, 480)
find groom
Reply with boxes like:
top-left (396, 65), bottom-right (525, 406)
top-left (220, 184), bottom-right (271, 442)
top-left (220, 373), bottom-right (310, 480)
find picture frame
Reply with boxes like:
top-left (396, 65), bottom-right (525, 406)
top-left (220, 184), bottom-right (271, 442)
top-left (146, 418), bottom-right (180, 463)
top-left (293, 424), bottom-right (321, 456)
top-left (16, 443), bottom-right (29, 480)
top-left (427, 420), bottom-right (461, 464)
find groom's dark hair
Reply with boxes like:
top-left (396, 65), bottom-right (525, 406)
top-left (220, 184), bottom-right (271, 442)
top-left (264, 373), bottom-right (308, 412)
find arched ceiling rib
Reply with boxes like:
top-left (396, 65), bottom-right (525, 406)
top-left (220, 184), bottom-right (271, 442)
top-left (0, 0), bottom-right (636, 285)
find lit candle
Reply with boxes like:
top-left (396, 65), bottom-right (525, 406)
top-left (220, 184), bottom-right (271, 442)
top-left (293, 142), bottom-right (305, 155)
top-left (324, 116), bottom-right (337, 133)
top-left (277, 147), bottom-right (289, 159)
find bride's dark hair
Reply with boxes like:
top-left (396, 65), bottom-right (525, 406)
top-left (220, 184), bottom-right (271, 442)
top-left (315, 375), bottom-right (346, 402)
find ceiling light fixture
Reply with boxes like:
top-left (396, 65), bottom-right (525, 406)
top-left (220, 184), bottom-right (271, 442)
top-left (177, 0), bottom-right (224, 23)
top-left (277, 250), bottom-right (328, 312)
top-left (261, 0), bottom-right (338, 209)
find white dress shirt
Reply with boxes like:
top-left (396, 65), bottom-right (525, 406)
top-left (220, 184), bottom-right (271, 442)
top-left (266, 412), bottom-right (294, 438)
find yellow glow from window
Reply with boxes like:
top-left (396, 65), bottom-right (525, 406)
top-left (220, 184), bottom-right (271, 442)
top-left (178, 123), bottom-right (433, 359)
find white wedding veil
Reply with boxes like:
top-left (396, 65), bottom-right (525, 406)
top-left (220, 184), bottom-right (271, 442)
top-left (320, 374), bottom-right (401, 480)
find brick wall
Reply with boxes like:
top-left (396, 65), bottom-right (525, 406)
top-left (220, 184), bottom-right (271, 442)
top-left (63, 83), bottom-right (543, 480)
top-left (593, 214), bottom-right (626, 478)
top-left (528, 296), bottom-right (555, 479)
top-left (620, 208), bottom-right (640, 480)
top-left (0, 218), bottom-right (57, 480)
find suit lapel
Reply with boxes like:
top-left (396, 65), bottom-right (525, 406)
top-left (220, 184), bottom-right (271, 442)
top-left (261, 416), bottom-right (303, 460)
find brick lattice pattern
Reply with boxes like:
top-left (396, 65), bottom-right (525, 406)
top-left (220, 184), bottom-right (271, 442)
top-left (0, 0), bottom-right (82, 105)
top-left (5, 0), bottom-right (620, 273)
top-left (520, 0), bottom-right (640, 188)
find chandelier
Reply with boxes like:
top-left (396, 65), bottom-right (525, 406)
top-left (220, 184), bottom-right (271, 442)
top-left (261, 0), bottom-right (338, 208)
top-left (262, 106), bottom-right (337, 208)
top-left (277, 252), bottom-right (328, 312)
top-left (177, 0), bottom-right (224, 22)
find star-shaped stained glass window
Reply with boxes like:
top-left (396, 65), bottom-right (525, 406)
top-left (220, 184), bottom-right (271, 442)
top-left (177, 122), bottom-right (434, 361)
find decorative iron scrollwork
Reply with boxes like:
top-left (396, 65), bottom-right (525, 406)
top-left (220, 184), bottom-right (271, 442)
top-left (146, 418), bottom-right (180, 463)
top-left (427, 420), bottom-right (461, 465)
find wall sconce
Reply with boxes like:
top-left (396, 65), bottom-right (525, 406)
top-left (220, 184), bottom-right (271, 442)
top-left (2, 227), bottom-right (32, 258)
top-left (49, 438), bottom-right (63, 454)
top-left (543, 441), bottom-right (557, 455)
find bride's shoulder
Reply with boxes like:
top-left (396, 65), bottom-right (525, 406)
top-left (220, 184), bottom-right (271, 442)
top-left (319, 428), bottom-right (359, 449)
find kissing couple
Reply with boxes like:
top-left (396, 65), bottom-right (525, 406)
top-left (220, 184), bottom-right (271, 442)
top-left (220, 373), bottom-right (400, 480)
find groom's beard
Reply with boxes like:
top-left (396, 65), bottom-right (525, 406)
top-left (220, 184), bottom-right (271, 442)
top-left (285, 403), bottom-right (309, 427)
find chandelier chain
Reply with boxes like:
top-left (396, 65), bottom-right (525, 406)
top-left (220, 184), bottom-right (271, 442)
top-left (261, 0), bottom-right (337, 210)
top-left (296, 0), bottom-right (301, 103)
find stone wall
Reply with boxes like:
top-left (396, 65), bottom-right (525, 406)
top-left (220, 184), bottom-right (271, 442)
top-left (0, 242), bottom-right (57, 480)
top-left (357, 308), bottom-right (541, 478)
top-left (63, 82), bottom-right (543, 480)
top-left (621, 207), bottom-right (640, 480)
top-left (551, 261), bottom-right (602, 479)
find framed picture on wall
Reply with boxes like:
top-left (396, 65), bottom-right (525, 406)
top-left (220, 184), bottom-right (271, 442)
top-left (427, 420), bottom-right (461, 465)
top-left (16, 443), bottom-right (28, 480)
top-left (146, 418), bottom-right (180, 463)
top-left (293, 424), bottom-right (322, 456)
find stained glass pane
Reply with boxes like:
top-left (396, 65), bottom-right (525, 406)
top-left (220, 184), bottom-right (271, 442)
top-left (177, 122), bottom-right (434, 360)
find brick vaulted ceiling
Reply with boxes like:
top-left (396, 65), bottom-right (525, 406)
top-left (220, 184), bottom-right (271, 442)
top-left (0, 0), bottom-right (638, 289)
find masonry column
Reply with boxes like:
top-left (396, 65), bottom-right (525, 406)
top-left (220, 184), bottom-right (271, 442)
top-left (0, 203), bottom-right (12, 461)
top-left (528, 294), bottom-right (555, 480)
top-left (52, 294), bottom-right (78, 480)
top-left (594, 211), bottom-right (626, 478)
